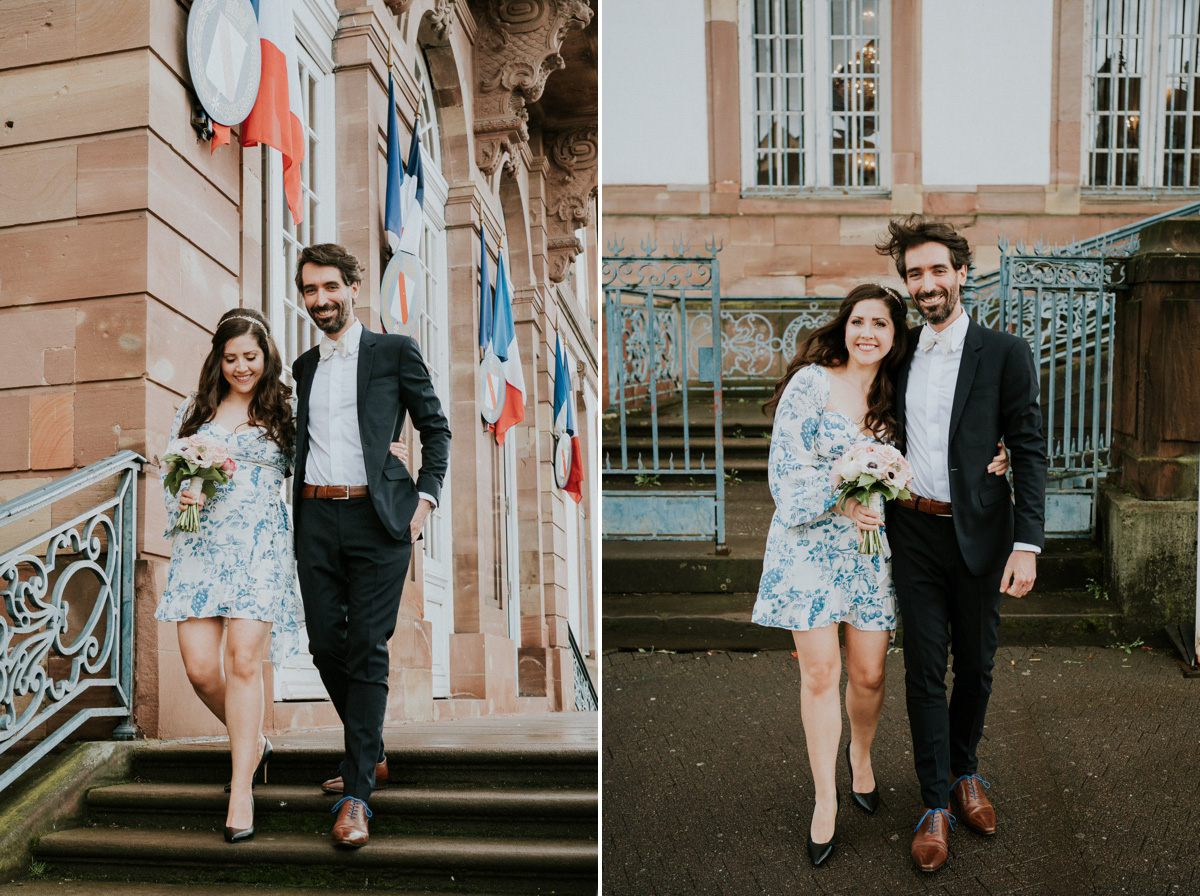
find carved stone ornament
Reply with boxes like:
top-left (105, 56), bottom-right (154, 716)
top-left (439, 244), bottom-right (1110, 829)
top-left (543, 127), bottom-right (596, 282)
top-left (383, 0), bottom-right (416, 14)
top-left (422, 0), bottom-right (458, 44)
top-left (472, 0), bottom-right (593, 176)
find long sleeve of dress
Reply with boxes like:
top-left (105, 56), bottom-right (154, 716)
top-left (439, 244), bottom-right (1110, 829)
top-left (768, 367), bottom-right (839, 529)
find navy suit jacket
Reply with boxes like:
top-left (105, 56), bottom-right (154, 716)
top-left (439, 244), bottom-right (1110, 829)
top-left (292, 327), bottom-right (451, 542)
top-left (893, 318), bottom-right (1048, 576)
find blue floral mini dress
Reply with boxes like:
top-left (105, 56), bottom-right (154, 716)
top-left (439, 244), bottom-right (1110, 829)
top-left (155, 395), bottom-right (304, 665)
top-left (752, 365), bottom-right (897, 632)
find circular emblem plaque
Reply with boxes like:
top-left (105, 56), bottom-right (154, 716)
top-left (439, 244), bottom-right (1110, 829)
top-left (187, 0), bottom-right (262, 126)
top-left (380, 251), bottom-right (424, 337)
top-left (479, 350), bottom-right (506, 424)
top-left (553, 434), bottom-right (573, 488)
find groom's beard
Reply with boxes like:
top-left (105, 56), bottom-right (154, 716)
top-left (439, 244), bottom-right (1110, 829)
top-left (309, 300), bottom-right (351, 335)
top-left (914, 283), bottom-right (961, 326)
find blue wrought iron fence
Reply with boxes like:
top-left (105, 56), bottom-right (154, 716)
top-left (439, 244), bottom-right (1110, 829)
top-left (0, 451), bottom-right (143, 794)
top-left (568, 625), bottom-right (596, 711)
top-left (602, 241), bottom-right (727, 550)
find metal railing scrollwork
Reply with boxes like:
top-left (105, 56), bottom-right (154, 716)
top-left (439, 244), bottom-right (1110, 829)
top-left (568, 625), bottom-right (597, 712)
top-left (0, 450), bottom-right (143, 794)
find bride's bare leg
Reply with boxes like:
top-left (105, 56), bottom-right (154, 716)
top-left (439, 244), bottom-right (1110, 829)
top-left (224, 618), bottom-right (271, 830)
top-left (177, 618), bottom-right (227, 724)
top-left (792, 626), bottom-right (843, 843)
top-left (843, 626), bottom-right (891, 793)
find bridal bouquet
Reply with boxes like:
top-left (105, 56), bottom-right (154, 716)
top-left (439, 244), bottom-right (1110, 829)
top-left (161, 435), bottom-right (237, 532)
top-left (831, 442), bottom-right (913, 554)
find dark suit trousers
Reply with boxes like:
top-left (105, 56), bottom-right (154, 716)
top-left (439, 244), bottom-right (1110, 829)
top-left (296, 496), bottom-right (411, 802)
top-left (888, 505), bottom-right (1004, 810)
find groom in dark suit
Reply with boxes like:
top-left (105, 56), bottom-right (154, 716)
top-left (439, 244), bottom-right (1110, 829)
top-left (292, 243), bottom-right (451, 847)
top-left (877, 217), bottom-right (1047, 872)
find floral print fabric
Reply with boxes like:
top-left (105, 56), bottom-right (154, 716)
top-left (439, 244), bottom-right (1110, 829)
top-left (752, 365), bottom-right (897, 632)
top-left (154, 395), bottom-right (304, 665)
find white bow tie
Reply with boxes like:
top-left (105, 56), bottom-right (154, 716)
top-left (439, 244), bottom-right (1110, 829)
top-left (918, 326), bottom-right (954, 355)
top-left (319, 334), bottom-right (349, 361)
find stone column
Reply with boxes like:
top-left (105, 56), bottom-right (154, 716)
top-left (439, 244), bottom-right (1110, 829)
top-left (1100, 217), bottom-right (1200, 636)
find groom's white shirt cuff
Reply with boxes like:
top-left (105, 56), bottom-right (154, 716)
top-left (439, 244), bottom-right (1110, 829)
top-left (1013, 542), bottom-right (1041, 554)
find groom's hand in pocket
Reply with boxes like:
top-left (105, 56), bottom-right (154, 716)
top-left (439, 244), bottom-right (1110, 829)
top-left (410, 498), bottom-right (432, 542)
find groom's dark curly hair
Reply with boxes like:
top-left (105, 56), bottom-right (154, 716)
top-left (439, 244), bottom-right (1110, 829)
top-left (875, 214), bottom-right (973, 279)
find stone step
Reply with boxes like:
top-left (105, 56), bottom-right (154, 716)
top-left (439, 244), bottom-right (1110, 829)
top-left (86, 783), bottom-right (597, 839)
top-left (34, 827), bottom-right (597, 895)
top-left (130, 744), bottom-right (596, 791)
top-left (601, 538), bottom-right (1103, 594)
top-left (602, 590), bottom-right (1120, 651)
top-left (0, 884), bottom-right (516, 896)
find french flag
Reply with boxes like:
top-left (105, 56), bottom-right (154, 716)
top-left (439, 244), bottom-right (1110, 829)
top-left (490, 249), bottom-right (526, 445)
top-left (235, 0), bottom-right (306, 225)
top-left (554, 333), bottom-right (584, 504)
top-left (384, 73), bottom-right (425, 257)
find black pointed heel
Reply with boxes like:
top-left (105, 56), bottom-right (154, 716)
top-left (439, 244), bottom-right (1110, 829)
top-left (225, 737), bottom-right (273, 793)
top-left (224, 796), bottom-right (255, 843)
top-left (846, 742), bottom-right (880, 814)
top-left (806, 791), bottom-right (839, 867)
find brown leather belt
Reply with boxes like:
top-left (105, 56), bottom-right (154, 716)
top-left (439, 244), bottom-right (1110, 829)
top-left (299, 484), bottom-right (369, 500)
top-left (896, 493), bottom-right (953, 516)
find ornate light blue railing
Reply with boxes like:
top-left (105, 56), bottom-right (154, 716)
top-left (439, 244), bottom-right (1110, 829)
top-left (603, 240), bottom-right (727, 550)
top-left (0, 451), bottom-right (143, 793)
top-left (568, 625), bottom-right (597, 711)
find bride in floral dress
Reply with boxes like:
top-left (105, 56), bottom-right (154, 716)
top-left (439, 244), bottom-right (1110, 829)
top-left (156, 308), bottom-right (406, 843)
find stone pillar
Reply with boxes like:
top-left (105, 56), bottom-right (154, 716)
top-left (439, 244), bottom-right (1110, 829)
top-left (1100, 217), bottom-right (1200, 636)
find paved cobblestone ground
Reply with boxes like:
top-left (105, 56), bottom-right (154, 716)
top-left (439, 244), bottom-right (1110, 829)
top-left (602, 644), bottom-right (1200, 895)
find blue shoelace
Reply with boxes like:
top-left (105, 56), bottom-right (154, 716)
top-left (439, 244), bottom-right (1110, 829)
top-left (951, 774), bottom-right (991, 799)
top-left (913, 807), bottom-right (956, 833)
top-left (331, 795), bottom-right (373, 818)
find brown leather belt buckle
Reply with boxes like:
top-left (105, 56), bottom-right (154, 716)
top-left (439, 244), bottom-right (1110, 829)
top-left (301, 484), bottom-right (368, 500)
top-left (899, 494), bottom-right (953, 516)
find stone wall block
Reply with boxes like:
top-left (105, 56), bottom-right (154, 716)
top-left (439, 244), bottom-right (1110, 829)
top-left (0, 394), bottom-right (32, 471)
top-left (0, 144), bottom-right (77, 227)
top-left (29, 392), bottom-right (73, 471)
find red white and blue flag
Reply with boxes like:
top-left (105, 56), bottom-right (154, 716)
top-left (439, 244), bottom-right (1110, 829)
top-left (213, 0), bottom-right (306, 225)
top-left (553, 333), bottom-right (584, 504)
top-left (384, 75), bottom-right (425, 257)
top-left (490, 248), bottom-right (526, 445)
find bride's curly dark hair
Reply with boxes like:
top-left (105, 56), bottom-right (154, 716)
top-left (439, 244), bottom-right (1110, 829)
top-left (763, 284), bottom-right (910, 442)
top-left (178, 308), bottom-right (295, 453)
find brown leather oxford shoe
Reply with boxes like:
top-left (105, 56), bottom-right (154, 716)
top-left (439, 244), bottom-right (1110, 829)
top-left (911, 808), bottom-right (953, 872)
top-left (331, 797), bottom-right (371, 848)
top-left (322, 757), bottom-right (389, 795)
top-left (952, 774), bottom-right (996, 835)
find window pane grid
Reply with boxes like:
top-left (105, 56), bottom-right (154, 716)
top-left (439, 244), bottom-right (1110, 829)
top-left (1091, 0), bottom-right (1145, 188)
top-left (276, 54), bottom-right (324, 384)
top-left (748, 0), bottom-right (886, 191)
top-left (829, 0), bottom-right (879, 187)
top-left (1160, 0), bottom-right (1200, 186)
top-left (1088, 0), bottom-right (1200, 189)
top-left (753, 1), bottom-right (805, 187)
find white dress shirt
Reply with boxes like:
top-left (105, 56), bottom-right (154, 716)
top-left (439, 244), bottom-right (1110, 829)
top-left (304, 319), bottom-right (437, 508)
top-left (905, 312), bottom-right (1038, 554)
top-left (306, 320), bottom-right (369, 487)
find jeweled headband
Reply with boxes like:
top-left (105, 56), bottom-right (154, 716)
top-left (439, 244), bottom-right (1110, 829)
top-left (222, 313), bottom-right (268, 332)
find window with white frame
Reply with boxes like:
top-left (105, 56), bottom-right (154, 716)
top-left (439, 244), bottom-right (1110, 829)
top-left (264, 0), bottom-right (338, 375)
top-left (742, 0), bottom-right (888, 191)
top-left (1088, 0), bottom-right (1200, 190)
top-left (265, 0), bottom-right (337, 702)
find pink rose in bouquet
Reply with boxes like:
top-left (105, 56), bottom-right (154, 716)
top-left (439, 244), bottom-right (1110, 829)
top-left (831, 442), bottom-right (914, 554)
top-left (161, 434), bottom-right (236, 532)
